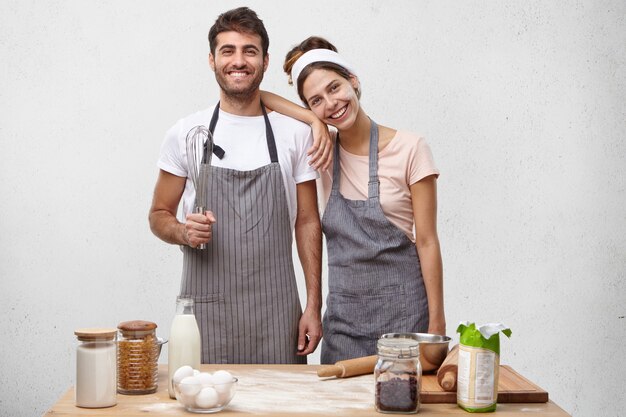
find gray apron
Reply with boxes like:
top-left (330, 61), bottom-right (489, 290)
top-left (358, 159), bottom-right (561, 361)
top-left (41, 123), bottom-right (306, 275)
top-left (180, 102), bottom-right (305, 365)
top-left (320, 120), bottom-right (429, 364)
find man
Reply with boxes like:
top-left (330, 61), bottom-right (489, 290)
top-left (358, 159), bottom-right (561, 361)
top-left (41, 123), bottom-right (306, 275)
top-left (149, 7), bottom-right (322, 364)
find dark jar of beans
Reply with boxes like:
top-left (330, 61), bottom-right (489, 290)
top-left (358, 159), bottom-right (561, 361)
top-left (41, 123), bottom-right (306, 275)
top-left (374, 337), bottom-right (421, 414)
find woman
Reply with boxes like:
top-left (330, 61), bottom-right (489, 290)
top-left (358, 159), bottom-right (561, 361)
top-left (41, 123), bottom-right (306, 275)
top-left (263, 37), bottom-right (445, 363)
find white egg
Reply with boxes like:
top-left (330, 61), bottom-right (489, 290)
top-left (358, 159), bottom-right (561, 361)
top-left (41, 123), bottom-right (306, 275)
top-left (212, 370), bottom-right (233, 384)
top-left (173, 365), bottom-right (194, 384)
top-left (196, 372), bottom-right (214, 387)
top-left (193, 369), bottom-right (200, 376)
top-left (178, 392), bottom-right (197, 407)
top-left (179, 376), bottom-right (202, 397)
top-left (195, 387), bottom-right (219, 409)
top-left (214, 381), bottom-right (232, 395)
top-left (216, 387), bottom-right (232, 405)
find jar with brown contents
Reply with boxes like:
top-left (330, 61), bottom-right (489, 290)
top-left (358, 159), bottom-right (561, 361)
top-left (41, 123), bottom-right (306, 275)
top-left (374, 337), bottom-right (421, 414)
top-left (117, 320), bottom-right (159, 395)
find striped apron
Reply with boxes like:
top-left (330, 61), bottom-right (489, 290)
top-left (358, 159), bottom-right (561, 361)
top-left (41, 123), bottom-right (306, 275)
top-left (320, 119), bottom-right (429, 364)
top-left (180, 103), bottom-right (305, 365)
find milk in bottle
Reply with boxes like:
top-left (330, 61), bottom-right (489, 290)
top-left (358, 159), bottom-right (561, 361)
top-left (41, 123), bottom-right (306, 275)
top-left (168, 297), bottom-right (201, 398)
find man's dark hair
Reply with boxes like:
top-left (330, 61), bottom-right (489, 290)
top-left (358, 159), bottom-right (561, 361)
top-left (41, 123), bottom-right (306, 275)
top-left (208, 7), bottom-right (269, 57)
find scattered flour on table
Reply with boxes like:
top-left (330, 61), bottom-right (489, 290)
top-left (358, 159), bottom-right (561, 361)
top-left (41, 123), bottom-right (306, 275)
top-left (228, 369), bottom-right (375, 414)
top-left (140, 402), bottom-right (184, 413)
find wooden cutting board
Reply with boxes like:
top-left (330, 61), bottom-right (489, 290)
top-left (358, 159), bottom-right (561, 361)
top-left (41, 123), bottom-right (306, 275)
top-left (421, 365), bottom-right (549, 403)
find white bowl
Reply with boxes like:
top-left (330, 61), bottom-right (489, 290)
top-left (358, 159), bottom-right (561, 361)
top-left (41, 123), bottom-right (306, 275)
top-left (173, 376), bottom-right (237, 413)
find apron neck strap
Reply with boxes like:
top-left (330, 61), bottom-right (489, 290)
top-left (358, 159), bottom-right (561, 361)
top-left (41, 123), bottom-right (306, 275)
top-left (331, 134), bottom-right (342, 191)
top-left (260, 101), bottom-right (279, 163)
top-left (208, 103), bottom-right (220, 135)
top-left (367, 119), bottom-right (380, 199)
top-left (332, 119), bottom-right (380, 200)
top-left (208, 101), bottom-right (278, 163)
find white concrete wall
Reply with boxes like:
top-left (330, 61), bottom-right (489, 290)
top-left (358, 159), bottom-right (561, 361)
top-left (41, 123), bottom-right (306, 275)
top-left (1, 1), bottom-right (624, 416)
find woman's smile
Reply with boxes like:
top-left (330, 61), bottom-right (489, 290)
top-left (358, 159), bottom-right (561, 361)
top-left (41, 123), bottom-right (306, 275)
top-left (329, 105), bottom-right (347, 120)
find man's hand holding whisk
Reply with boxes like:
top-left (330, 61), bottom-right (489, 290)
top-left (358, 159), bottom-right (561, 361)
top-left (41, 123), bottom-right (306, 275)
top-left (183, 211), bottom-right (217, 248)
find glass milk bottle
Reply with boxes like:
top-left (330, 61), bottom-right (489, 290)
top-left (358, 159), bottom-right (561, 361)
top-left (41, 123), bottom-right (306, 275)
top-left (74, 328), bottom-right (117, 408)
top-left (168, 297), bottom-right (201, 398)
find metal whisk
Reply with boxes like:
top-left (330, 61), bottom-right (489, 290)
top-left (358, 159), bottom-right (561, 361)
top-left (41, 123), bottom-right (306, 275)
top-left (185, 125), bottom-right (213, 250)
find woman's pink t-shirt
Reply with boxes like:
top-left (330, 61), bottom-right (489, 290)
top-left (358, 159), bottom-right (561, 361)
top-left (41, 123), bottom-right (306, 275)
top-left (319, 130), bottom-right (439, 242)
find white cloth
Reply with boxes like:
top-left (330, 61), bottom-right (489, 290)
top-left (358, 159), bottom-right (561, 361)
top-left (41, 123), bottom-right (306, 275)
top-left (158, 104), bottom-right (319, 231)
top-left (458, 321), bottom-right (511, 340)
top-left (290, 49), bottom-right (358, 85)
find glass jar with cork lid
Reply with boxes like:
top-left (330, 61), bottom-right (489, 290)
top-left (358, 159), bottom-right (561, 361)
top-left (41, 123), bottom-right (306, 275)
top-left (116, 320), bottom-right (160, 394)
top-left (74, 328), bottom-right (117, 408)
top-left (374, 336), bottom-right (421, 414)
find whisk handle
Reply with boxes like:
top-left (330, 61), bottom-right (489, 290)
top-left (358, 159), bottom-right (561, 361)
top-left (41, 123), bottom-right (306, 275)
top-left (194, 206), bottom-right (207, 250)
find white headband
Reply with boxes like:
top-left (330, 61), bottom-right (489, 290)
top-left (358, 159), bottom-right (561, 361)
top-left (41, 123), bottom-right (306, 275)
top-left (290, 49), bottom-right (358, 87)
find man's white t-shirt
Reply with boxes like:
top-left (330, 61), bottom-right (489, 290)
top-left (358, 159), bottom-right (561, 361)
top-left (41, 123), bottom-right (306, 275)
top-left (158, 104), bottom-right (318, 231)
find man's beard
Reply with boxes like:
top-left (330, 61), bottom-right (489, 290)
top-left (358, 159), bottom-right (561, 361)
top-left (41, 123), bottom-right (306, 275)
top-left (214, 69), bottom-right (264, 102)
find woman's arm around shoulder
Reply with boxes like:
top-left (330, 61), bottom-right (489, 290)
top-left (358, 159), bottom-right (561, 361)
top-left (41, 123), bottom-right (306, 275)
top-left (260, 90), bottom-right (333, 171)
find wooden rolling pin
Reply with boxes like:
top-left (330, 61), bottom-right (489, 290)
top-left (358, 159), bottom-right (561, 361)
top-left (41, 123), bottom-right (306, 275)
top-left (436, 344), bottom-right (459, 391)
top-left (317, 355), bottom-right (378, 378)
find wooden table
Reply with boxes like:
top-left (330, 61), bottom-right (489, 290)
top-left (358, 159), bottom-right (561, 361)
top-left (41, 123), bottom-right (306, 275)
top-left (44, 364), bottom-right (571, 416)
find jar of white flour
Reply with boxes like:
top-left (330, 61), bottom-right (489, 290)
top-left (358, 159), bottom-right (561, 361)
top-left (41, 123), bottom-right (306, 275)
top-left (74, 328), bottom-right (117, 408)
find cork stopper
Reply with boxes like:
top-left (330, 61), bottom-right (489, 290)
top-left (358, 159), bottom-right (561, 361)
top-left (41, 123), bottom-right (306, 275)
top-left (117, 320), bottom-right (157, 338)
top-left (74, 328), bottom-right (117, 341)
top-left (118, 320), bottom-right (157, 331)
